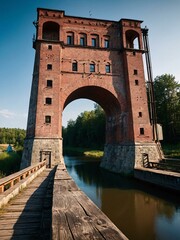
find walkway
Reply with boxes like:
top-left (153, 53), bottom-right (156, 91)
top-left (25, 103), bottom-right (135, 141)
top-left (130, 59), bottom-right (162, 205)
top-left (0, 168), bottom-right (55, 240)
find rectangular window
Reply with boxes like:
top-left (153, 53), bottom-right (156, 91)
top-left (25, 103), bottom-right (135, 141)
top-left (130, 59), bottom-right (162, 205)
top-left (45, 115), bottom-right (51, 124)
top-left (67, 35), bottom-right (72, 45)
top-left (72, 62), bottom-right (78, 71)
top-left (134, 69), bottom-right (138, 75)
top-left (104, 39), bottom-right (109, 48)
top-left (90, 63), bottom-right (95, 72)
top-left (135, 79), bottom-right (139, 85)
top-left (48, 45), bottom-right (52, 50)
top-left (47, 80), bottom-right (53, 88)
top-left (80, 37), bottom-right (85, 46)
top-left (45, 97), bottom-right (52, 105)
top-left (92, 38), bottom-right (96, 47)
top-left (47, 64), bottom-right (52, 70)
top-left (106, 65), bottom-right (110, 73)
top-left (140, 128), bottom-right (144, 135)
top-left (138, 112), bottom-right (142, 117)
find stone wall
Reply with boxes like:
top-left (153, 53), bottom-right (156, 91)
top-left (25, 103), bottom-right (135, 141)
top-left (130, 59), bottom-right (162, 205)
top-left (21, 137), bottom-right (62, 169)
top-left (101, 143), bottom-right (161, 174)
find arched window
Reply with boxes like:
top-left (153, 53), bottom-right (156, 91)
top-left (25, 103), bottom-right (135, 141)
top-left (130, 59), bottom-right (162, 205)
top-left (91, 34), bottom-right (99, 47)
top-left (105, 63), bottom-right (111, 73)
top-left (104, 35), bottom-right (110, 48)
top-left (125, 30), bottom-right (140, 49)
top-left (42, 22), bottom-right (59, 41)
top-left (72, 60), bottom-right (78, 71)
top-left (79, 33), bottom-right (87, 46)
top-left (90, 62), bottom-right (95, 72)
top-left (67, 32), bottom-right (74, 45)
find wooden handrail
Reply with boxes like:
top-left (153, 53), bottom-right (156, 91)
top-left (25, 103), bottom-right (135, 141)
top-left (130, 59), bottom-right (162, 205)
top-left (0, 161), bottom-right (46, 193)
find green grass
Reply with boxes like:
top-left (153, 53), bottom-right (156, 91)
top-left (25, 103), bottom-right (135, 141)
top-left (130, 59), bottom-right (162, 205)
top-left (161, 143), bottom-right (180, 159)
top-left (0, 151), bottom-right (22, 178)
top-left (63, 147), bottom-right (103, 158)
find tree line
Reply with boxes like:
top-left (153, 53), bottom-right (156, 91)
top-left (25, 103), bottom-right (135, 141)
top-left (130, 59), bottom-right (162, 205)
top-left (63, 104), bottom-right (105, 149)
top-left (153, 74), bottom-right (180, 141)
top-left (0, 128), bottom-right (26, 147)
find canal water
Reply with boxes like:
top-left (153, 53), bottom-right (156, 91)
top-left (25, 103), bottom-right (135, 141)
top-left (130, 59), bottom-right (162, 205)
top-left (64, 156), bottom-right (180, 240)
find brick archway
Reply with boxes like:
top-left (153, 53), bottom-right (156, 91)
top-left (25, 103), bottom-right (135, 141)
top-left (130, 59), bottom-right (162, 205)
top-left (21, 8), bottom-right (161, 174)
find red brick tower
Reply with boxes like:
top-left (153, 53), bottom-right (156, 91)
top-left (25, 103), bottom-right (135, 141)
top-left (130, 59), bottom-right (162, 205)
top-left (21, 8), bottom-right (161, 173)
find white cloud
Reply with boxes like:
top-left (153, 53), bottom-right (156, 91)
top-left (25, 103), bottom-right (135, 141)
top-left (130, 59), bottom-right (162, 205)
top-left (0, 109), bottom-right (15, 118)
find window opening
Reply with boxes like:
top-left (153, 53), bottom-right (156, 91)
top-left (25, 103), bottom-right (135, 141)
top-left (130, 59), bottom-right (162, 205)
top-left (135, 79), bottom-right (139, 85)
top-left (140, 128), bottom-right (144, 135)
top-left (138, 112), bottom-right (142, 117)
top-left (72, 61), bottom-right (78, 71)
top-left (80, 37), bottom-right (85, 46)
top-left (91, 34), bottom-right (99, 47)
top-left (105, 64), bottom-right (110, 73)
top-left (90, 63), bottom-right (95, 72)
top-left (67, 32), bottom-right (74, 45)
top-left (47, 64), bottom-right (52, 70)
top-left (47, 80), bottom-right (53, 87)
top-left (104, 39), bottom-right (109, 48)
top-left (48, 45), bottom-right (52, 50)
top-left (134, 69), bottom-right (138, 75)
top-left (92, 38), bottom-right (96, 47)
top-left (45, 115), bottom-right (51, 124)
top-left (45, 97), bottom-right (52, 105)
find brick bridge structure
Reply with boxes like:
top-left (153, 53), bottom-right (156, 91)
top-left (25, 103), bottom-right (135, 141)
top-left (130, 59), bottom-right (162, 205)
top-left (21, 8), bottom-right (162, 174)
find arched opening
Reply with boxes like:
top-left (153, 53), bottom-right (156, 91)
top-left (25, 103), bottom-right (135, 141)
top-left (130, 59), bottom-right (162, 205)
top-left (125, 30), bottom-right (140, 49)
top-left (42, 21), bottom-right (59, 41)
top-left (63, 86), bottom-right (122, 145)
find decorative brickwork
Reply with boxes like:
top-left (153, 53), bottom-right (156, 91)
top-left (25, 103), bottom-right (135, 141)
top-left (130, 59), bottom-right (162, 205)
top-left (21, 8), bottom-right (161, 173)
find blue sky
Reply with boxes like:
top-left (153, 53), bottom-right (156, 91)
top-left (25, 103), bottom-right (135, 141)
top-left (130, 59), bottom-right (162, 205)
top-left (0, 0), bottom-right (180, 129)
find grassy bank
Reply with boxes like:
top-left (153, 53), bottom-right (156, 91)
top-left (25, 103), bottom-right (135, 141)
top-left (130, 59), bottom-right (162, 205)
top-left (0, 151), bottom-right (22, 178)
top-left (63, 147), bottom-right (103, 158)
top-left (162, 143), bottom-right (180, 159)
top-left (64, 143), bottom-right (180, 160)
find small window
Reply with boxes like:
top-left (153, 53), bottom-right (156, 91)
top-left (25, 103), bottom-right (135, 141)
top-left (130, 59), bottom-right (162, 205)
top-left (138, 112), bottom-right (142, 117)
top-left (80, 37), bottom-right (85, 46)
top-left (90, 63), bottom-right (95, 72)
top-left (67, 35), bottom-right (72, 44)
top-left (135, 79), bottom-right (139, 85)
top-left (133, 51), bottom-right (136, 56)
top-left (92, 38), bottom-right (96, 47)
top-left (72, 61), bottom-right (78, 71)
top-left (104, 39), bottom-right (109, 48)
top-left (67, 32), bottom-right (74, 45)
top-left (91, 34), bottom-right (99, 47)
top-left (134, 69), bottom-right (138, 75)
top-left (47, 64), bottom-right (52, 70)
top-left (105, 64), bottom-right (110, 73)
top-left (47, 80), bottom-right (53, 88)
top-left (48, 45), bottom-right (52, 50)
top-left (45, 97), bottom-right (52, 105)
top-left (45, 115), bottom-right (51, 124)
top-left (140, 128), bottom-right (144, 135)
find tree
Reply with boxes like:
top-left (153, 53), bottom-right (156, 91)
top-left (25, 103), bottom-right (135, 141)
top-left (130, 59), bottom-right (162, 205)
top-left (62, 104), bottom-right (106, 149)
top-left (153, 74), bottom-right (180, 141)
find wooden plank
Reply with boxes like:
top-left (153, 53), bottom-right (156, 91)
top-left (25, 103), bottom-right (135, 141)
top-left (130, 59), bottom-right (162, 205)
top-left (52, 165), bottom-right (128, 240)
top-left (0, 168), bottom-right (55, 239)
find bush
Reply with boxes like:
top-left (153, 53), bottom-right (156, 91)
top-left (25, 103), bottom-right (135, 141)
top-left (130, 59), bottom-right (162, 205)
top-left (0, 152), bottom-right (21, 177)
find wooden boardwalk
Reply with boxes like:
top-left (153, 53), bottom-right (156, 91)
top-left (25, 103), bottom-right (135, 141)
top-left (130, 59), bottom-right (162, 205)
top-left (52, 163), bottom-right (128, 240)
top-left (0, 163), bottom-right (128, 240)
top-left (0, 168), bottom-right (55, 240)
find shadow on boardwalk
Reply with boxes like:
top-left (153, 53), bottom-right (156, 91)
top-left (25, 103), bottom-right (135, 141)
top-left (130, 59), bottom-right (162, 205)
top-left (1, 168), bottom-right (56, 240)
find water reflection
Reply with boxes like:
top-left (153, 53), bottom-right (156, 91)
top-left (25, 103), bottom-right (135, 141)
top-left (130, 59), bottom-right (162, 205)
top-left (64, 156), bottom-right (180, 240)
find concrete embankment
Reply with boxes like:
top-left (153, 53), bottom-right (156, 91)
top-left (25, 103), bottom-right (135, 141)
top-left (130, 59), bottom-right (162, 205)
top-left (134, 167), bottom-right (180, 191)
